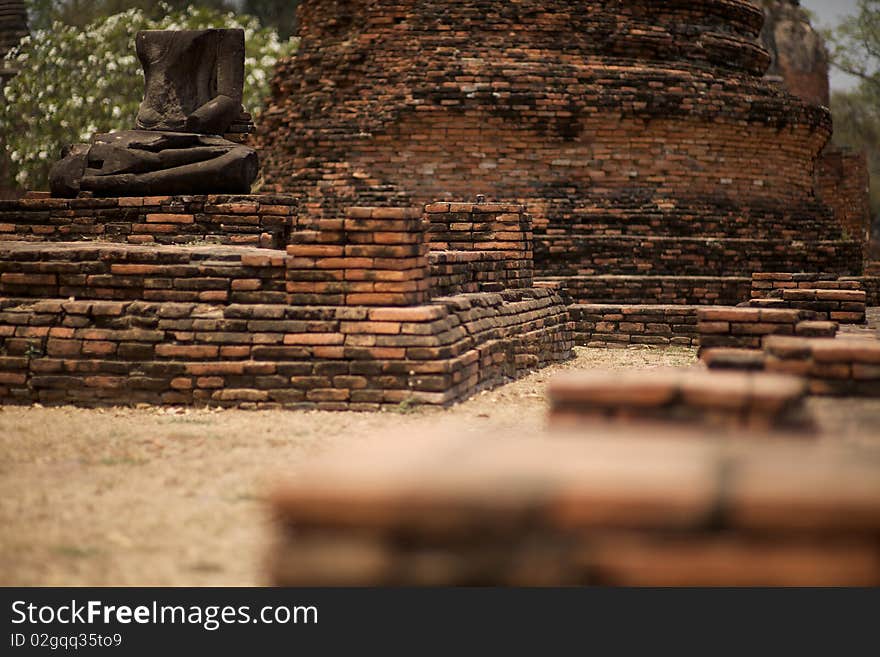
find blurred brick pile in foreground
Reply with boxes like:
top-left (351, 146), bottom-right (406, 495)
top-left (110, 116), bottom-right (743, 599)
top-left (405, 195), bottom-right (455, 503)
top-left (270, 422), bottom-right (880, 586)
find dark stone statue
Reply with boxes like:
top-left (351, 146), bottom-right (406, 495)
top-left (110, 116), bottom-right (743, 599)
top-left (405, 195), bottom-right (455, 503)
top-left (50, 29), bottom-right (259, 198)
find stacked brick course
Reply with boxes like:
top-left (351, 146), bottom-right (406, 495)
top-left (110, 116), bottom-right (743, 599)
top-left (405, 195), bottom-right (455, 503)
top-left (0, 194), bottom-right (298, 248)
top-left (269, 430), bottom-right (880, 585)
top-left (286, 207), bottom-right (430, 307)
top-left (425, 202), bottom-right (533, 294)
top-left (0, 242), bottom-right (287, 304)
top-left (541, 276), bottom-right (750, 306)
top-left (817, 148), bottom-right (872, 244)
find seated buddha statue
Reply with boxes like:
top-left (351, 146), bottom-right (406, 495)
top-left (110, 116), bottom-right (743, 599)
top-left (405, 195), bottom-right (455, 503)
top-left (49, 28), bottom-right (259, 198)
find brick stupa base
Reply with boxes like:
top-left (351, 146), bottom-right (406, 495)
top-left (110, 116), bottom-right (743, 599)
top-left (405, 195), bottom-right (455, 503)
top-left (0, 196), bottom-right (573, 409)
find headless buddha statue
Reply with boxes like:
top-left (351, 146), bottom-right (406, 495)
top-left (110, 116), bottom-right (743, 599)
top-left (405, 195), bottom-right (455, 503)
top-left (50, 29), bottom-right (259, 197)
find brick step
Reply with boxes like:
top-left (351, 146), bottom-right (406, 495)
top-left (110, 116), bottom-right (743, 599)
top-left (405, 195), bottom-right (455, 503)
top-left (749, 273), bottom-right (869, 323)
top-left (539, 275), bottom-right (750, 305)
top-left (0, 241), bottom-right (288, 304)
top-left (429, 251), bottom-right (532, 297)
top-left (569, 304), bottom-right (699, 347)
top-left (535, 235), bottom-right (863, 277)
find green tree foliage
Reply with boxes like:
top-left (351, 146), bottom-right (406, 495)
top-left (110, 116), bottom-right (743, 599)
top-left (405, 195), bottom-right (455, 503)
top-left (826, 0), bottom-right (880, 240)
top-left (1, 3), bottom-right (296, 189)
top-left (25, 0), bottom-right (300, 38)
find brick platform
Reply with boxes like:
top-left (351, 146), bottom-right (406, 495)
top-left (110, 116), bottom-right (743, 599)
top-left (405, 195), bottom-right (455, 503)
top-left (0, 194), bottom-right (297, 248)
top-left (269, 430), bottom-right (880, 585)
top-left (764, 336), bottom-right (880, 396)
top-left (547, 369), bottom-right (810, 433)
top-left (0, 198), bottom-right (574, 409)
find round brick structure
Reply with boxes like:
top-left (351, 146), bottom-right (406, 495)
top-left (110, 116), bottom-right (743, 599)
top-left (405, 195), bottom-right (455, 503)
top-left (256, 0), bottom-right (860, 279)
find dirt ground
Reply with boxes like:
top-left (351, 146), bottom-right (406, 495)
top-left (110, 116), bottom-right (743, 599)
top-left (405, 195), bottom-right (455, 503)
top-left (1, 345), bottom-right (878, 586)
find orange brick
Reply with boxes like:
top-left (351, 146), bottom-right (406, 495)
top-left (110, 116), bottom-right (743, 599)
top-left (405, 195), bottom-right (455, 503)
top-left (145, 213), bottom-right (194, 224)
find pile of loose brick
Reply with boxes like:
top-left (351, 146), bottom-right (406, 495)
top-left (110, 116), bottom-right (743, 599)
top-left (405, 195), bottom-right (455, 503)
top-left (0, 198), bottom-right (573, 408)
top-left (269, 428), bottom-right (880, 585)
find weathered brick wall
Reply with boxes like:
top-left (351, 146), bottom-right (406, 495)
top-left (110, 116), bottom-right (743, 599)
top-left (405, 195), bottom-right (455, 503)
top-left (0, 194), bottom-right (298, 248)
top-left (570, 304), bottom-right (699, 348)
top-left (429, 251), bottom-right (511, 296)
top-left (537, 235), bottom-right (861, 277)
top-left (0, 288), bottom-right (572, 409)
top-left (817, 148), bottom-right (872, 243)
top-left (847, 276), bottom-right (880, 306)
top-left (256, 0), bottom-right (855, 281)
top-left (751, 272), bottom-right (862, 298)
top-left (425, 202), bottom-right (533, 293)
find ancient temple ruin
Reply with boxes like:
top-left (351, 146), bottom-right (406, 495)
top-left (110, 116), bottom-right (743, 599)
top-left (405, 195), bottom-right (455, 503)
top-left (0, 0), bottom-right (875, 408)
